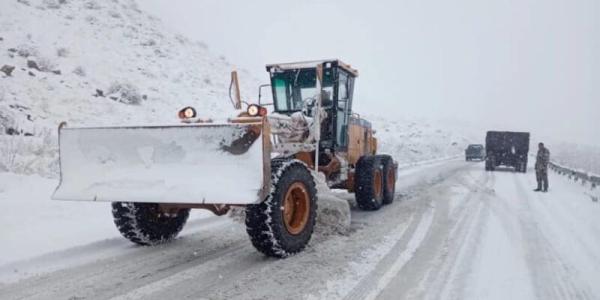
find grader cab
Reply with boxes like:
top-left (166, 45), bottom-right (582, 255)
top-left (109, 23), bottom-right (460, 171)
top-left (52, 59), bottom-right (397, 258)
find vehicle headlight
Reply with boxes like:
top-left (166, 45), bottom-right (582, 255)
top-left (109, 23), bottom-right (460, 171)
top-left (178, 106), bottom-right (197, 119)
top-left (247, 104), bottom-right (267, 117)
top-left (247, 104), bottom-right (260, 116)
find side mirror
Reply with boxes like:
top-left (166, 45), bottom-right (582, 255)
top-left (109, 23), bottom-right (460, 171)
top-left (258, 84), bottom-right (271, 106)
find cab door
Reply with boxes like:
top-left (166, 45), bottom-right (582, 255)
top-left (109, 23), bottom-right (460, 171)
top-left (335, 70), bottom-right (354, 150)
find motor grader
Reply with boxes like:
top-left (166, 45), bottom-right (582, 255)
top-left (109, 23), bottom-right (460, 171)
top-left (52, 59), bottom-right (397, 258)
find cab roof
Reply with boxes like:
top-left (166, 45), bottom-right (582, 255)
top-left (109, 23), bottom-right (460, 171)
top-left (265, 59), bottom-right (359, 77)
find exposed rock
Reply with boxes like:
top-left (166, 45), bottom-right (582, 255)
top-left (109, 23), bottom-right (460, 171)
top-left (94, 89), bottom-right (104, 97)
top-left (9, 104), bottom-right (30, 111)
top-left (1, 65), bottom-right (15, 76)
top-left (51, 70), bottom-right (61, 75)
top-left (7, 48), bottom-right (17, 53)
top-left (27, 60), bottom-right (40, 70)
top-left (5, 127), bottom-right (18, 135)
top-left (28, 71), bottom-right (35, 77)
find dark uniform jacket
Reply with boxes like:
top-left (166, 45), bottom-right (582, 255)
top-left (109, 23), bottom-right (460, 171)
top-left (535, 147), bottom-right (550, 171)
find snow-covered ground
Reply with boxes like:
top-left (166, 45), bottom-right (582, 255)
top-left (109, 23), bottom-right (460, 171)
top-left (1, 161), bottom-right (599, 299)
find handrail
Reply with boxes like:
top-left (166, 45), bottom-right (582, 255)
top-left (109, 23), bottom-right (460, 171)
top-left (549, 161), bottom-right (600, 189)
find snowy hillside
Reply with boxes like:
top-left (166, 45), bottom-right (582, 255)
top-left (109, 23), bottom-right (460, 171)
top-left (0, 0), bottom-right (257, 176)
top-left (369, 115), bottom-right (470, 165)
top-left (551, 143), bottom-right (600, 175)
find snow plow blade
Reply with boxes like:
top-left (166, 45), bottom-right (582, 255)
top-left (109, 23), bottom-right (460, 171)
top-left (52, 121), bottom-right (271, 204)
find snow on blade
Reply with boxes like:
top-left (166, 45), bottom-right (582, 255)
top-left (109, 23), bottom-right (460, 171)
top-left (52, 124), bottom-right (264, 204)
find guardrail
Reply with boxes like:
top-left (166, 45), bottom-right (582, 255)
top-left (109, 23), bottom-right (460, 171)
top-left (549, 161), bottom-right (600, 190)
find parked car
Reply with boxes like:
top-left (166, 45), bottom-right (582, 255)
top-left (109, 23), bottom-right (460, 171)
top-left (465, 144), bottom-right (485, 161)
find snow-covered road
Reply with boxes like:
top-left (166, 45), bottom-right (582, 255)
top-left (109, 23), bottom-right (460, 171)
top-left (1, 161), bottom-right (599, 299)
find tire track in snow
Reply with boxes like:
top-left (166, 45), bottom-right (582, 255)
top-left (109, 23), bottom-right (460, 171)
top-left (379, 167), bottom-right (491, 300)
top-left (0, 223), bottom-right (249, 300)
top-left (346, 165), bottom-right (489, 300)
top-left (511, 175), bottom-right (595, 300)
top-left (362, 204), bottom-right (435, 300)
top-left (422, 170), bottom-right (492, 300)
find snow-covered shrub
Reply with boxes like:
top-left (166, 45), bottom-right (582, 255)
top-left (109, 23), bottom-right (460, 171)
top-left (16, 44), bottom-right (38, 58)
top-left (72, 66), bottom-right (86, 76)
top-left (84, 1), bottom-right (101, 10)
top-left (36, 56), bottom-right (57, 72)
top-left (85, 15), bottom-right (98, 25)
top-left (141, 39), bottom-right (156, 47)
top-left (0, 110), bottom-right (16, 134)
top-left (43, 0), bottom-right (61, 9)
top-left (0, 130), bottom-right (58, 177)
top-left (108, 10), bottom-right (121, 18)
top-left (56, 47), bottom-right (69, 57)
top-left (106, 82), bottom-right (143, 105)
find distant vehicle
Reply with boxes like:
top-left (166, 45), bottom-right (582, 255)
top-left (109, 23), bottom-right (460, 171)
top-left (485, 131), bottom-right (530, 172)
top-left (465, 144), bottom-right (485, 161)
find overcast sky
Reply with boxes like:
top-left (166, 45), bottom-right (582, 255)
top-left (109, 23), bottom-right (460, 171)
top-left (140, 0), bottom-right (599, 146)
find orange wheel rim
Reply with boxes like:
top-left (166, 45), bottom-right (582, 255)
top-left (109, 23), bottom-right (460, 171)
top-left (374, 169), bottom-right (383, 199)
top-left (386, 167), bottom-right (395, 192)
top-left (283, 182), bottom-right (310, 235)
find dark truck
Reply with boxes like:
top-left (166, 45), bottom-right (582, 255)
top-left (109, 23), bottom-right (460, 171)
top-left (485, 131), bottom-right (530, 172)
top-left (465, 144), bottom-right (485, 161)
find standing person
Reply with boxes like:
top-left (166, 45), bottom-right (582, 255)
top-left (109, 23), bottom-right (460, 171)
top-left (534, 142), bottom-right (550, 192)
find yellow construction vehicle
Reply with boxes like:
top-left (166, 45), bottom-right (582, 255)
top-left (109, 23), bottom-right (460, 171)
top-left (52, 59), bottom-right (397, 258)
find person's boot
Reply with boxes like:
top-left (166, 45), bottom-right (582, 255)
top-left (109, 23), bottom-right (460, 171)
top-left (534, 182), bottom-right (542, 192)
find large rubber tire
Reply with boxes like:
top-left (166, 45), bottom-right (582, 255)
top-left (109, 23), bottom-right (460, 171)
top-left (521, 158), bottom-right (528, 173)
top-left (245, 159), bottom-right (317, 258)
top-left (112, 202), bottom-right (190, 246)
top-left (485, 156), bottom-right (495, 171)
top-left (379, 155), bottom-right (396, 205)
top-left (355, 155), bottom-right (384, 210)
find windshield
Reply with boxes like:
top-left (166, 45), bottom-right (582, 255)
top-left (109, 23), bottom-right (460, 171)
top-left (270, 68), bottom-right (334, 113)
